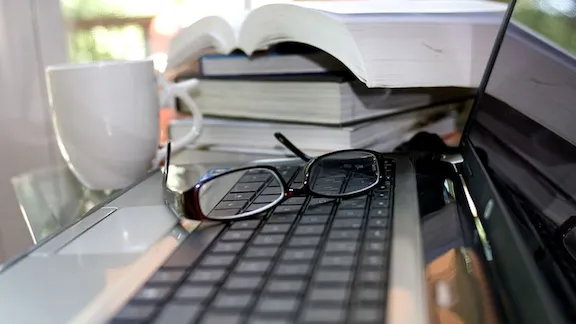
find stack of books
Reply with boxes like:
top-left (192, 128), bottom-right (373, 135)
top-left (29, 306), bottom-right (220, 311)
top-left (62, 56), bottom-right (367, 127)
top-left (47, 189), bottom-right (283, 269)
top-left (166, 0), bottom-right (505, 156)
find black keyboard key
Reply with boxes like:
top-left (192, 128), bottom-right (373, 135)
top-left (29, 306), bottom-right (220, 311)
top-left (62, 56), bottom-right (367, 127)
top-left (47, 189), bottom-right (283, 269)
top-left (155, 304), bottom-right (202, 324)
top-left (212, 242), bottom-right (245, 253)
top-left (309, 287), bottom-right (349, 303)
top-left (230, 220), bottom-right (260, 230)
top-left (281, 249), bottom-right (315, 261)
top-left (314, 270), bottom-right (352, 284)
top-left (239, 173), bottom-right (271, 183)
top-left (245, 247), bottom-right (279, 258)
top-left (253, 234), bottom-right (285, 246)
top-left (351, 307), bottom-right (382, 323)
top-left (369, 208), bottom-right (389, 218)
top-left (299, 215), bottom-right (329, 225)
top-left (320, 255), bottom-right (355, 268)
top-left (335, 209), bottom-right (364, 218)
top-left (215, 200), bottom-right (247, 210)
top-left (148, 269), bottom-right (185, 285)
top-left (373, 191), bottom-right (389, 199)
top-left (246, 203), bottom-right (271, 212)
top-left (324, 241), bottom-right (357, 254)
top-left (358, 270), bottom-right (386, 284)
top-left (265, 280), bottom-right (306, 294)
top-left (188, 269), bottom-right (227, 283)
top-left (309, 197), bottom-right (336, 205)
top-left (231, 182), bottom-right (264, 193)
top-left (362, 255), bottom-right (386, 268)
top-left (294, 225), bottom-right (325, 236)
top-left (283, 197), bottom-right (306, 205)
top-left (366, 229), bottom-right (387, 241)
top-left (332, 218), bottom-right (362, 229)
top-left (114, 305), bottom-right (156, 321)
top-left (268, 213), bottom-right (298, 224)
top-left (213, 293), bottom-right (254, 309)
top-left (288, 236), bottom-right (320, 247)
top-left (371, 199), bottom-right (390, 208)
top-left (356, 288), bottom-right (384, 302)
top-left (224, 192), bottom-right (254, 201)
top-left (279, 168), bottom-right (298, 182)
top-left (274, 263), bottom-right (311, 277)
top-left (209, 209), bottom-right (240, 218)
top-left (305, 204), bottom-right (334, 215)
top-left (174, 286), bottom-right (214, 300)
top-left (224, 276), bottom-right (263, 290)
top-left (339, 198), bottom-right (366, 209)
top-left (201, 255), bottom-right (236, 267)
top-left (263, 187), bottom-right (282, 195)
top-left (328, 230), bottom-right (359, 240)
top-left (367, 218), bottom-right (388, 228)
top-left (221, 230), bottom-right (253, 241)
top-left (302, 307), bottom-right (346, 323)
top-left (260, 224), bottom-right (291, 234)
top-left (275, 205), bottom-right (302, 213)
top-left (254, 195), bottom-right (281, 204)
top-left (235, 260), bottom-right (272, 273)
top-left (249, 317), bottom-right (293, 324)
top-left (200, 313), bottom-right (244, 324)
top-left (256, 296), bottom-right (299, 313)
top-left (364, 242), bottom-right (386, 253)
top-left (134, 286), bottom-right (171, 302)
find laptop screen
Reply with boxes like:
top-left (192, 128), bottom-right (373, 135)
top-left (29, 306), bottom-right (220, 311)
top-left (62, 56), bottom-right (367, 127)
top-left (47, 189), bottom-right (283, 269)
top-left (468, 0), bottom-right (576, 298)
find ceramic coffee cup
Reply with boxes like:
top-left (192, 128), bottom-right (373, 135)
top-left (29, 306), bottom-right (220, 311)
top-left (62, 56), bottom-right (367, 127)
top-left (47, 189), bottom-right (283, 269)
top-left (46, 60), bottom-right (202, 190)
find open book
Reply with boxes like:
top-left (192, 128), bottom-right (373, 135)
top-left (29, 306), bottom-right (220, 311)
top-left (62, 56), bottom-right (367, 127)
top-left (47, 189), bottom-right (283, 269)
top-left (167, 0), bottom-right (507, 88)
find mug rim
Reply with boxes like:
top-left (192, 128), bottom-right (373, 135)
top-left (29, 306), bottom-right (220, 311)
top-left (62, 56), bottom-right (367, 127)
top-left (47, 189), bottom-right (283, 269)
top-left (46, 59), bottom-right (153, 72)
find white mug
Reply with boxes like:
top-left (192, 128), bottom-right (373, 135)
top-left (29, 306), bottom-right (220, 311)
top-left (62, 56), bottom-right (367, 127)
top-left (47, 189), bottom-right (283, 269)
top-left (46, 60), bottom-right (202, 190)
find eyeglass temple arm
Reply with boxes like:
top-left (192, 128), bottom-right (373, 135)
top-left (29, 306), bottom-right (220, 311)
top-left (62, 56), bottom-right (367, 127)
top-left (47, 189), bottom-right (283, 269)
top-left (274, 132), bottom-right (312, 162)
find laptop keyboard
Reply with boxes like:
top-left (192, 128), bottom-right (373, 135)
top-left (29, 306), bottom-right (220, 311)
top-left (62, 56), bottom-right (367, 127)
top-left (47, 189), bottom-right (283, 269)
top-left (111, 161), bottom-right (394, 324)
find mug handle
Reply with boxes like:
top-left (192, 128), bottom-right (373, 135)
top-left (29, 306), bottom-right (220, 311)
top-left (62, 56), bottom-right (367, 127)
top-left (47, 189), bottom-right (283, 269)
top-left (153, 76), bottom-right (203, 167)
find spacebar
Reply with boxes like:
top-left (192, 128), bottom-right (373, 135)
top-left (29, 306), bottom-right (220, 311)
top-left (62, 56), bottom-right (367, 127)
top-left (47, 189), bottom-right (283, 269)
top-left (162, 223), bottom-right (225, 269)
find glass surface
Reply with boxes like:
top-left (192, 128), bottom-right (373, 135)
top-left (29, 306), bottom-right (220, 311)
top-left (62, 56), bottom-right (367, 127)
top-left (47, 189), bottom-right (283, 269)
top-left (199, 168), bottom-right (283, 220)
top-left (468, 0), bottom-right (576, 303)
top-left (310, 151), bottom-right (379, 196)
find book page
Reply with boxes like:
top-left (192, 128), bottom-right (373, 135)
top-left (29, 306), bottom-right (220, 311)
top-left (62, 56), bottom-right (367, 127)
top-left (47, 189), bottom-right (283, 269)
top-left (253, 0), bottom-right (506, 14)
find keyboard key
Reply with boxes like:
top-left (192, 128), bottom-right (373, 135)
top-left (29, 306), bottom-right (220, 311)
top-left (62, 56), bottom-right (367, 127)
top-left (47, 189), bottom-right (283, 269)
top-left (324, 241), bottom-right (357, 254)
top-left (230, 219), bottom-right (260, 230)
top-left (253, 234), bottom-right (285, 246)
top-left (309, 287), bottom-right (348, 303)
top-left (274, 263), bottom-right (311, 276)
top-left (279, 167), bottom-right (299, 182)
top-left (364, 242), bottom-right (386, 253)
top-left (358, 270), bottom-right (386, 284)
top-left (265, 280), bottom-right (305, 294)
top-left (134, 286), bottom-right (171, 302)
top-left (235, 260), bottom-right (271, 273)
top-left (231, 182), bottom-right (264, 193)
top-left (155, 304), bottom-right (202, 324)
top-left (260, 224), bottom-right (291, 234)
top-left (294, 225), bottom-right (325, 236)
top-left (366, 229), bottom-right (387, 241)
top-left (335, 209), bottom-right (364, 218)
top-left (320, 255), bottom-right (354, 268)
top-left (299, 215), bottom-right (329, 225)
top-left (367, 218), bottom-right (389, 228)
top-left (188, 269), bottom-right (227, 283)
top-left (245, 247), bottom-right (278, 258)
top-left (215, 200), bottom-right (247, 210)
top-left (351, 307), bottom-right (383, 323)
top-left (362, 255), bottom-right (386, 268)
top-left (246, 203), bottom-right (271, 212)
top-left (174, 286), bottom-right (214, 300)
top-left (305, 204), bottom-right (334, 215)
top-left (281, 249), bottom-right (315, 261)
top-left (275, 205), bottom-right (302, 213)
top-left (209, 209), bottom-right (240, 218)
top-left (369, 209), bottom-right (389, 217)
top-left (114, 305), bottom-right (156, 321)
top-left (201, 255), bottom-right (236, 267)
top-left (255, 195), bottom-right (282, 204)
top-left (263, 187), bottom-right (282, 195)
top-left (373, 191), bottom-right (389, 199)
top-left (249, 317), bottom-right (293, 324)
top-left (332, 218), bottom-right (362, 229)
top-left (256, 297), bottom-right (299, 313)
top-left (288, 236), bottom-right (320, 247)
top-left (283, 197), bottom-right (306, 205)
top-left (212, 242), bottom-right (245, 253)
top-left (302, 307), bottom-right (346, 323)
top-left (309, 197), bottom-right (335, 205)
top-left (224, 192), bottom-right (254, 201)
top-left (356, 288), bottom-right (384, 302)
top-left (213, 293), bottom-right (253, 309)
top-left (329, 230), bottom-right (359, 240)
top-left (239, 173), bottom-right (271, 183)
top-left (314, 270), bottom-right (352, 284)
top-left (339, 198), bottom-right (366, 209)
top-left (371, 199), bottom-right (390, 208)
top-left (221, 230), bottom-right (253, 241)
top-left (224, 276), bottom-right (263, 290)
top-left (268, 213), bottom-right (298, 224)
top-left (200, 313), bottom-right (244, 324)
top-left (148, 269), bottom-right (185, 285)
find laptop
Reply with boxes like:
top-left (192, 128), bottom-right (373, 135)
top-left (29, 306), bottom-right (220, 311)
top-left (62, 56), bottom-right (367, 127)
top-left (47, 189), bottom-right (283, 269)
top-left (1, 0), bottom-right (575, 322)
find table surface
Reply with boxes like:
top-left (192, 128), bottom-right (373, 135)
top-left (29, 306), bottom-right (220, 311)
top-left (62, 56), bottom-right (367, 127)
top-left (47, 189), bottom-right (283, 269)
top-left (11, 149), bottom-right (276, 244)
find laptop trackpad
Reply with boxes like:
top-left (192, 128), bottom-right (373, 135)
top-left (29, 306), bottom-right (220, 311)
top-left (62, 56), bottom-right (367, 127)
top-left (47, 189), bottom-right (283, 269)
top-left (58, 206), bottom-right (178, 255)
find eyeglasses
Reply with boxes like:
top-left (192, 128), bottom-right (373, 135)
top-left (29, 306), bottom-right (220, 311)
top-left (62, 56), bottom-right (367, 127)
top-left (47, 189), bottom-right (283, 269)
top-left (162, 133), bottom-right (384, 221)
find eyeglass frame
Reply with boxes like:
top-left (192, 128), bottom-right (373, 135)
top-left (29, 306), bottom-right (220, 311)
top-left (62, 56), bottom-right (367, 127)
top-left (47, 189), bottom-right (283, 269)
top-left (162, 132), bottom-right (384, 221)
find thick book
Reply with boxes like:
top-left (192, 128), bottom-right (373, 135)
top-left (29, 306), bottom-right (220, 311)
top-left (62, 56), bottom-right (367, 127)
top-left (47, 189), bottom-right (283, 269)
top-left (169, 103), bottom-right (456, 153)
top-left (180, 77), bottom-right (473, 124)
top-left (167, 1), bottom-right (506, 88)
